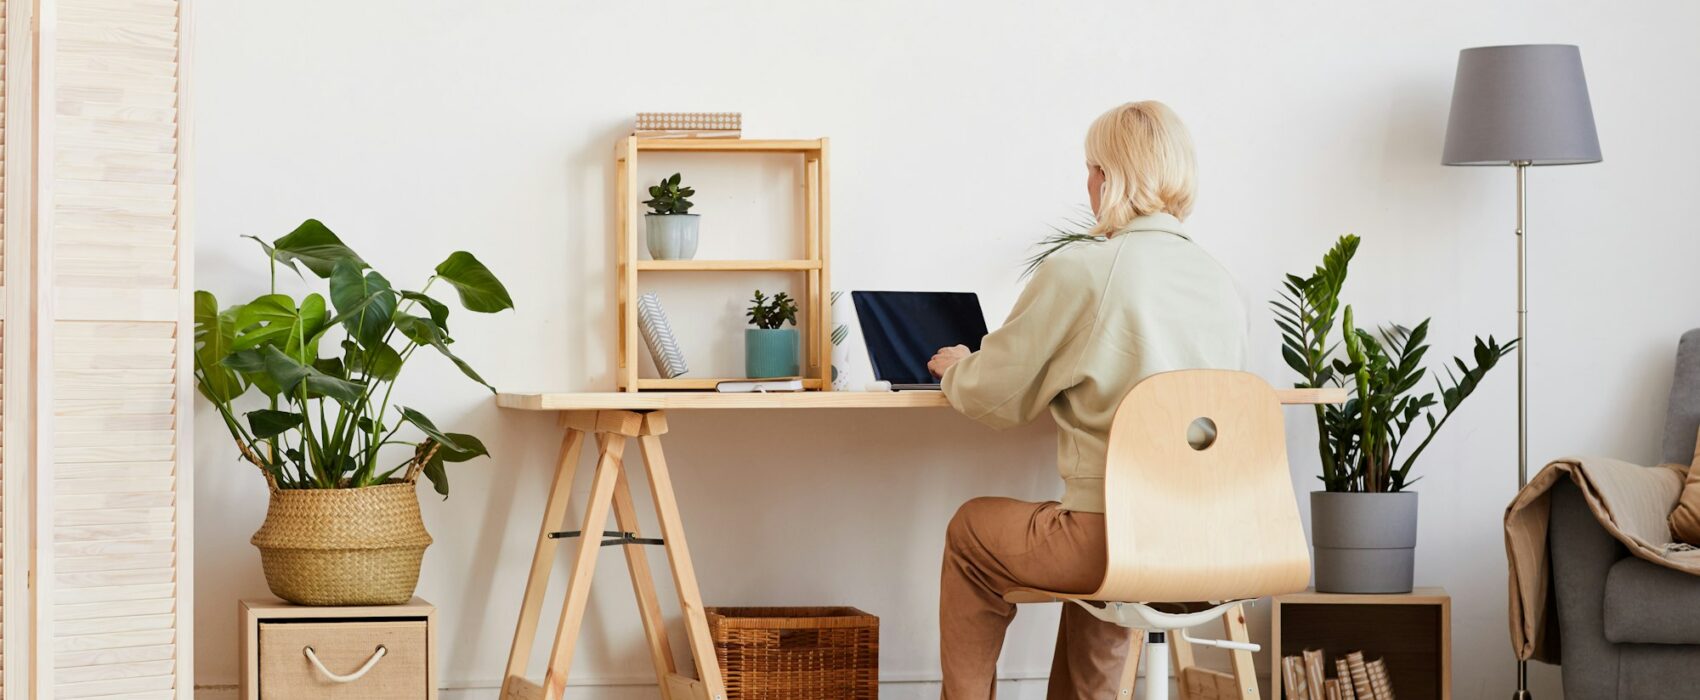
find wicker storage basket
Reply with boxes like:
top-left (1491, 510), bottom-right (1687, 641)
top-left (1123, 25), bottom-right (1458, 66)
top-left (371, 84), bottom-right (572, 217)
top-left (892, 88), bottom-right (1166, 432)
top-left (707, 607), bottom-right (878, 700)
top-left (250, 481), bottom-right (433, 606)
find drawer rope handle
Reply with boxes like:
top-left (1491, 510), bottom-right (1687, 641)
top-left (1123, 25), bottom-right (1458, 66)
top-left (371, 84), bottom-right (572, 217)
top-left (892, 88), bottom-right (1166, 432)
top-left (303, 644), bottom-right (387, 683)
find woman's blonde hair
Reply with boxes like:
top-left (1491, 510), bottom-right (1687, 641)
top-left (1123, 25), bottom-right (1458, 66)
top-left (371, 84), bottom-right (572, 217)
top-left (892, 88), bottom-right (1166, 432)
top-left (1084, 100), bottom-right (1197, 236)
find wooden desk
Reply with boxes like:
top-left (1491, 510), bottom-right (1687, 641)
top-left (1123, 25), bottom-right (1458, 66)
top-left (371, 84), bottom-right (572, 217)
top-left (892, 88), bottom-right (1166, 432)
top-left (494, 386), bottom-right (1345, 700)
top-left (498, 387), bottom-right (1342, 411)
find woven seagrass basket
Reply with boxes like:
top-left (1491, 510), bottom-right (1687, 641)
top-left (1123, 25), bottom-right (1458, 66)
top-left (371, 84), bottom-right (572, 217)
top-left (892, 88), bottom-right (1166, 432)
top-left (707, 607), bottom-right (878, 700)
top-left (251, 479), bottom-right (433, 606)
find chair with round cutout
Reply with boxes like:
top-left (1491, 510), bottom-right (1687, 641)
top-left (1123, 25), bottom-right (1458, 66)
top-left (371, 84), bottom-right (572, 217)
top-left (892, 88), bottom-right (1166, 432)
top-left (1003, 370), bottom-right (1313, 699)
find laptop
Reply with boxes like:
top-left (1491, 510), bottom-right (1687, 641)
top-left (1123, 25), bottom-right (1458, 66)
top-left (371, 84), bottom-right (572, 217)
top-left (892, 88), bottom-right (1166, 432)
top-left (852, 291), bottom-right (990, 391)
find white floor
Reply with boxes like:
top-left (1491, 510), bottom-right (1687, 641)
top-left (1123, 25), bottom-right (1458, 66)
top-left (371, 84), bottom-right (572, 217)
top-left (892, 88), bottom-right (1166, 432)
top-left (197, 678), bottom-right (1191, 699)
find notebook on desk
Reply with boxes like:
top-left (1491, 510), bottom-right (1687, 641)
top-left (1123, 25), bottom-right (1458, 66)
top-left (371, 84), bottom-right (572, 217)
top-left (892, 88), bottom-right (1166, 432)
top-left (852, 291), bottom-right (989, 391)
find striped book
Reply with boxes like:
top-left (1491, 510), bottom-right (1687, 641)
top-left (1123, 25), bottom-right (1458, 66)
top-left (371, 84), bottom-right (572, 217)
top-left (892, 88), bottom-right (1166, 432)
top-left (638, 292), bottom-right (689, 378)
top-left (1335, 658), bottom-right (1358, 700)
top-left (1367, 658), bottom-right (1395, 700)
top-left (1345, 651), bottom-right (1375, 700)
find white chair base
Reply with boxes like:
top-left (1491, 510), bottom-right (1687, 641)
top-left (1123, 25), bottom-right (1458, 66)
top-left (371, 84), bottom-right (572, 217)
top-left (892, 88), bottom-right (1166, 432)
top-left (1070, 599), bottom-right (1262, 700)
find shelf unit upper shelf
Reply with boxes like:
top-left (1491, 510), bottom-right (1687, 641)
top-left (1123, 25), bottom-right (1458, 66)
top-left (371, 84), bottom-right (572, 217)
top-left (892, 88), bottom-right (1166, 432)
top-left (635, 259), bottom-right (822, 272)
top-left (615, 136), bottom-right (832, 393)
top-left (633, 138), bottom-right (826, 153)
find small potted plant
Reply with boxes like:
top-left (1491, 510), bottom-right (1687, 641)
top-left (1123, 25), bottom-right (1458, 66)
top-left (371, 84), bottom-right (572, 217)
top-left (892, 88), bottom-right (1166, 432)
top-left (195, 219), bottom-right (514, 605)
top-left (745, 289), bottom-right (800, 378)
top-left (643, 172), bottom-right (698, 260)
top-left (1273, 234), bottom-right (1514, 593)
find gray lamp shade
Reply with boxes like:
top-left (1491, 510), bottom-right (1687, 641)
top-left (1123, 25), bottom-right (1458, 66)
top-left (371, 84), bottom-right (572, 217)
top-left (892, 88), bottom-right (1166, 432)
top-left (1443, 44), bottom-right (1601, 166)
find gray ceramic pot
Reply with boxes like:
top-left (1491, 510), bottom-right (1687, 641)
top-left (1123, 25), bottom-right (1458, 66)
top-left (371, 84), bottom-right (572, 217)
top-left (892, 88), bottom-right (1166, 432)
top-left (645, 214), bottom-right (700, 260)
top-left (1310, 491), bottom-right (1418, 594)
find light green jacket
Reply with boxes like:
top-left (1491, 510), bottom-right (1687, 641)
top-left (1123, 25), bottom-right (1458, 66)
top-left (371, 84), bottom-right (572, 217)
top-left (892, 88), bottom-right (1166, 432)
top-left (941, 213), bottom-right (1248, 513)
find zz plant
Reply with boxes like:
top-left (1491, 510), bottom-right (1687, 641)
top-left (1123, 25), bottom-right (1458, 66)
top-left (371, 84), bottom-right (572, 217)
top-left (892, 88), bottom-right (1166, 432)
top-left (194, 219), bottom-right (514, 497)
top-left (643, 172), bottom-right (695, 215)
top-left (746, 289), bottom-right (798, 330)
top-left (1273, 234), bottom-right (1516, 493)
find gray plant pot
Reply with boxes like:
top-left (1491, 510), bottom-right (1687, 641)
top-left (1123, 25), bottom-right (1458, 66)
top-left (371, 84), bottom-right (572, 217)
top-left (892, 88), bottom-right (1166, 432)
top-left (645, 214), bottom-right (700, 260)
top-left (1310, 491), bottom-right (1418, 594)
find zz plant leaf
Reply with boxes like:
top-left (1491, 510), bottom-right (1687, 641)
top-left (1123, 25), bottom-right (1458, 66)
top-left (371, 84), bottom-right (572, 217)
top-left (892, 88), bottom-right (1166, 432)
top-left (193, 218), bottom-right (512, 495)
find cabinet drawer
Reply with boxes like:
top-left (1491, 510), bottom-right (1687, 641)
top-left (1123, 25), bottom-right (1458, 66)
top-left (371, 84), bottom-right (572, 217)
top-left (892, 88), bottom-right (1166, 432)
top-left (259, 620), bottom-right (428, 699)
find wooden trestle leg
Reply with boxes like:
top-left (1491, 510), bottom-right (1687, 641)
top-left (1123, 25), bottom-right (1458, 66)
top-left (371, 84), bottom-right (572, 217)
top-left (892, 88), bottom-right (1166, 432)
top-left (499, 409), bottom-right (727, 700)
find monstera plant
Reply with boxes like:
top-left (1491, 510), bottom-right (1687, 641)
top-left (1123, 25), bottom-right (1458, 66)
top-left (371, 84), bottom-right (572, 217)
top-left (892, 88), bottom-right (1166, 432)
top-left (194, 219), bottom-right (514, 605)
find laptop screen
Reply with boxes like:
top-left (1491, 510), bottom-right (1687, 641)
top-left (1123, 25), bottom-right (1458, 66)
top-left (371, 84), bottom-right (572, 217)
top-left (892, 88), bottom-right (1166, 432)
top-left (852, 291), bottom-right (989, 385)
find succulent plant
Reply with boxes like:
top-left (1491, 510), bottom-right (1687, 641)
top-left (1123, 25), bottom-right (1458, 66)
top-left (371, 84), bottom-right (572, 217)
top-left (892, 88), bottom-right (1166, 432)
top-left (746, 289), bottom-right (798, 330)
top-left (643, 172), bottom-right (696, 215)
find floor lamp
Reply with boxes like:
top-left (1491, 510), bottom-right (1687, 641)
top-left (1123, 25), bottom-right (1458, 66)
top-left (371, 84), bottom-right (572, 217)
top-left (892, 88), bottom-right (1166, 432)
top-left (1442, 44), bottom-right (1601, 700)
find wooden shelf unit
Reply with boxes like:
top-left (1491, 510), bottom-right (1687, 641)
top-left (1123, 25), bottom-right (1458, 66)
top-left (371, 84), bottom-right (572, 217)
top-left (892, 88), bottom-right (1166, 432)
top-left (615, 136), bottom-right (831, 392)
top-left (1271, 587), bottom-right (1452, 700)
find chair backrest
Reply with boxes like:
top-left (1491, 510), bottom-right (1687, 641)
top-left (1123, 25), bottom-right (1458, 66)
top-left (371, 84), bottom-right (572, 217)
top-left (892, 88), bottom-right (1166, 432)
top-left (1663, 329), bottom-right (1700, 466)
top-left (1089, 370), bottom-right (1312, 603)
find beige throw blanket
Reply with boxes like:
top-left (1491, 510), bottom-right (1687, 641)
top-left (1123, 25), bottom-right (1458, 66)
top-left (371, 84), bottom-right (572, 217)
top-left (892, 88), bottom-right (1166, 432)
top-left (1504, 457), bottom-right (1700, 662)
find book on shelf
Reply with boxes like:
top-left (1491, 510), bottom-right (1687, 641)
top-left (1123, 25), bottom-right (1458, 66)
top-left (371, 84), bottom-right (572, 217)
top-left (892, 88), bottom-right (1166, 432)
top-left (1345, 651), bottom-right (1375, 700)
top-left (715, 378), bottom-right (805, 393)
top-left (1366, 658), bottom-right (1395, 700)
top-left (637, 292), bottom-right (689, 379)
top-left (1335, 658), bottom-right (1358, 700)
top-left (1282, 656), bottom-right (1311, 700)
top-left (635, 112), bottom-right (742, 138)
top-left (1283, 651), bottom-right (1393, 700)
top-left (1303, 649), bottom-right (1327, 700)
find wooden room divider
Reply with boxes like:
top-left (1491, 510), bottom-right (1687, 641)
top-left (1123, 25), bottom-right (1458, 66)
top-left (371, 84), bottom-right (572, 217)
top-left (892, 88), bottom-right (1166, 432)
top-left (1, 0), bottom-right (196, 697)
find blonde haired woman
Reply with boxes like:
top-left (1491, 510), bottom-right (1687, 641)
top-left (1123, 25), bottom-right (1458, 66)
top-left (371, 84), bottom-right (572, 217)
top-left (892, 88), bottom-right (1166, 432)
top-left (926, 101), bottom-right (1247, 698)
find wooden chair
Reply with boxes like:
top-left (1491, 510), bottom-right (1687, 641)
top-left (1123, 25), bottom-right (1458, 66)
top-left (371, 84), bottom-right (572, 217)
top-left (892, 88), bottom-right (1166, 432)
top-left (1004, 370), bottom-right (1312, 700)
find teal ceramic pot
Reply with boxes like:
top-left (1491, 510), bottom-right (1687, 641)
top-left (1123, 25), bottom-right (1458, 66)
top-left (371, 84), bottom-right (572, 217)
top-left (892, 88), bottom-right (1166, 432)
top-left (645, 214), bottom-right (700, 260)
top-left (745, 328), bottom-right (800, 378)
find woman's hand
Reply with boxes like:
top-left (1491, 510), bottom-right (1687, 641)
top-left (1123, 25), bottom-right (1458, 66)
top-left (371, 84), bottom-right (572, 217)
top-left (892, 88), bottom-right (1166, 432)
top-left (928, 345), bottom-right (971, 378)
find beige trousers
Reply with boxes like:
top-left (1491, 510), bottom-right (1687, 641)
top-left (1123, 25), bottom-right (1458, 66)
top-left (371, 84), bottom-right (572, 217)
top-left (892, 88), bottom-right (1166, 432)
top-left (940, 497), bottom-right (1130, 699)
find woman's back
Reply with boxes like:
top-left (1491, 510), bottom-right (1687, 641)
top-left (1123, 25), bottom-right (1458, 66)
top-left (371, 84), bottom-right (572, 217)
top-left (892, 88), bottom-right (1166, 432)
top-left (941, 212), bottom-right (1247, 513)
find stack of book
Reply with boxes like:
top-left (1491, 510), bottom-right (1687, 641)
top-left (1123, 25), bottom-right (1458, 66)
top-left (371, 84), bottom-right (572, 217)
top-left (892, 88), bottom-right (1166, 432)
top-left (1281, 650), bottom-right (1395, 700)
top-left (634, 112), bottom-right (742, 139)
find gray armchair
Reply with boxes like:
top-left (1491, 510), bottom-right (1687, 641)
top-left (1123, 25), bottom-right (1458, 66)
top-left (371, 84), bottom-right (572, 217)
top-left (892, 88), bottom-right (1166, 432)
top-left (1548, 329), bottom-right (1700, 698)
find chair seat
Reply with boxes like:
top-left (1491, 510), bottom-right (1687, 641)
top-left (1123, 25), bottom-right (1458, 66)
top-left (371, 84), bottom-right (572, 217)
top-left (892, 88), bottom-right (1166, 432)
top-left (1003, 587), bottom-right (1243, 630)
top-left (1603, 556), bottom-right (1700, 645)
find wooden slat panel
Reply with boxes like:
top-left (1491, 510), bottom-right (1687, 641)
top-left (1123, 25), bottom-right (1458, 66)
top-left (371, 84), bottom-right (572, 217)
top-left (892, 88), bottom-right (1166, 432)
top-left (55, 614), bottom-right (175, 637)
top-left (45, 1), bottom-right (190, 696)
top-left (57, 567), bottom-right (174, 589)
top-left (0, 0), bottom-right (9, 687)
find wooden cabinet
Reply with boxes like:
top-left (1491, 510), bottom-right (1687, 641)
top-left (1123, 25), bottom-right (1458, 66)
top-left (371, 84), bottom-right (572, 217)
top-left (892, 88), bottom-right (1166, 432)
top-left (241, 598), bottom-right (437, 700)
top-left (1271, 587), bottom-right (1452, 700)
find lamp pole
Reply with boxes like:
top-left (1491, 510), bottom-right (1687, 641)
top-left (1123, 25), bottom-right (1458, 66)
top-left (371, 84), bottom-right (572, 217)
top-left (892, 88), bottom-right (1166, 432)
top-left (1513, 161), bottom-right (1532, 700)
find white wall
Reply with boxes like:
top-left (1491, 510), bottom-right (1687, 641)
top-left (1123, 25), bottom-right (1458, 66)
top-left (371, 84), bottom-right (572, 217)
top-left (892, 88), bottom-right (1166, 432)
top-left (192, 1), bottom-right (1700, 697)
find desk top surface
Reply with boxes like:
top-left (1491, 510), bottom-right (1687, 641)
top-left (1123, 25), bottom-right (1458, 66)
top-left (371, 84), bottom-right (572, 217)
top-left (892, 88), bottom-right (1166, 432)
top-left (496, 387), bottom-right (1345, 411)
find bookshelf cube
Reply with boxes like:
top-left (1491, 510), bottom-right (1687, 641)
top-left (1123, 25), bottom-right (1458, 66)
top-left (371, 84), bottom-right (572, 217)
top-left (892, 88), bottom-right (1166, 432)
top-left (1271, 587), bottom-right (1451, 699)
